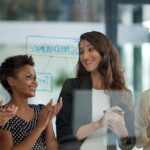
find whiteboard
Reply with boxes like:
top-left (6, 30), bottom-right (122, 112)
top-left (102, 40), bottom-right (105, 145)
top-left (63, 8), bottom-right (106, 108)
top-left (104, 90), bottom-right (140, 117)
top-left (0, 21), bottom-right (105, 105)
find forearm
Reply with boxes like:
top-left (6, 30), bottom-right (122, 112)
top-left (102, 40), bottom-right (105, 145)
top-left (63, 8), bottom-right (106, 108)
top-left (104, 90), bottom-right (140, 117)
top-left (46, 122), bottom-right (58, 150)
top-left (76, 118), bottom-right (103, 140)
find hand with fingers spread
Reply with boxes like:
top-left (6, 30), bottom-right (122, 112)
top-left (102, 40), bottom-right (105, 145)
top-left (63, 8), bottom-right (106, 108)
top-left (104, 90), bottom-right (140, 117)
top-left (49, 97), bottom-right (63, 120)
top-left (0, 100), bottom-right (18, 125)
top-left (102, 107), bottom-right (128, 138)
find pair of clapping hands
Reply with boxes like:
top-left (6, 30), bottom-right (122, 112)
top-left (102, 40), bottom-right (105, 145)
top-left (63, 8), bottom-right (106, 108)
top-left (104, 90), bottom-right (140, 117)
top-left (0, 100), bottom-right (18, 125)
top-left (102, 106), bottom-right (128, 138)
top-left (0, 98), bottom-right (63, 127)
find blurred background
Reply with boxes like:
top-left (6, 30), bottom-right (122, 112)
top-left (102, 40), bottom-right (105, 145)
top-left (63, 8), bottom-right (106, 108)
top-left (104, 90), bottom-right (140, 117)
top-left (0, 1), bottom-right (150, 149)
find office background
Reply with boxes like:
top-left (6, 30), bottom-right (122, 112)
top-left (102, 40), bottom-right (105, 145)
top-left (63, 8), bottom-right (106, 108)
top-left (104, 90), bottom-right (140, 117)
top-left (0, 1), bottom-right (150, 149)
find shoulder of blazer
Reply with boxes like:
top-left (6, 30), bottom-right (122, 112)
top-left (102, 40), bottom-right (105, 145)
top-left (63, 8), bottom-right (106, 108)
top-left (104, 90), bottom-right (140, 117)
top-left (108, 89), bottom-right (133, 111)
top-left (63, 78), bottom-right (80, 89)
top-left (63, 77), bottom-right (92, 89)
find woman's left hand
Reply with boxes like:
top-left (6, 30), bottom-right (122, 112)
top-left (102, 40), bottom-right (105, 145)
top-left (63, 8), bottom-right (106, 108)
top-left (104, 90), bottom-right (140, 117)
top-left (104, 109), bottom-right (128, 138)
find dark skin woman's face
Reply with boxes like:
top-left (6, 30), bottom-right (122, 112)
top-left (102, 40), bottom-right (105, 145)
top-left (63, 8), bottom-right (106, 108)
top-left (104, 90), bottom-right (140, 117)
top-left (10, 65), bottom-right (38, 98)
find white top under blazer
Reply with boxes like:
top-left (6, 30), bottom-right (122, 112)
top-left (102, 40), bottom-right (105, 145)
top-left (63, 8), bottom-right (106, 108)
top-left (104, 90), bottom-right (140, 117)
top-left (80, 89), bottom-right (110, 150)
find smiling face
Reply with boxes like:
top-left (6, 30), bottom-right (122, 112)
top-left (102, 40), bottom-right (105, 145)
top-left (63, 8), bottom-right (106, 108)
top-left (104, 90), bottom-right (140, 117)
top-left (79, 39), bottom-right (101, 74)
top-left (10, 65), bottom-right (38, 98)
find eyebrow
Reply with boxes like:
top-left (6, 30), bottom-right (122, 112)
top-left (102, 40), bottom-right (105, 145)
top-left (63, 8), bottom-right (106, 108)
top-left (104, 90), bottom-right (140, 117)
top-left (26, 73), bottom-right (36, 76)
top-left (80, 44), bottom-right (92, 49)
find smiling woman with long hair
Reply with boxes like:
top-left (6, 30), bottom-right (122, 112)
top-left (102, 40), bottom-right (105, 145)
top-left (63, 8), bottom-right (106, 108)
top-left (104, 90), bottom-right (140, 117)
top-left (56, 31), bottom-right (135, 150)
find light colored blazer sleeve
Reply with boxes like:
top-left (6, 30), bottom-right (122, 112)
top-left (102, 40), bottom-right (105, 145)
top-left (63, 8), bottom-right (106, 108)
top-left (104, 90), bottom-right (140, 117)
top-left (135, 89), bottom-right (150, 149)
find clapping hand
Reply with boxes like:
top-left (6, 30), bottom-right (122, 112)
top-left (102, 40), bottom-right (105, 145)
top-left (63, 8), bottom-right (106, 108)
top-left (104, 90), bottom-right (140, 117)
top-left (0, 100), bottom-right (18, 125)
top-left (37, 97), bottom-right (63, 131)
top-left (47, 97), bottom-right (63, 120)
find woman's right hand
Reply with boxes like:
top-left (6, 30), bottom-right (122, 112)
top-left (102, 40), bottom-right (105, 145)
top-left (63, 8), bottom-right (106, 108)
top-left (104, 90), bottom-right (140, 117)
top-left (0, 100), bottom-right (18, 125)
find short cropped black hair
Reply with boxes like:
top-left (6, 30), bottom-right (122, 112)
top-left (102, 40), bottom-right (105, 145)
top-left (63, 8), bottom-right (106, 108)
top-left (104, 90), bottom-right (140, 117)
top-left (0, 55), bottom-right (34, 95)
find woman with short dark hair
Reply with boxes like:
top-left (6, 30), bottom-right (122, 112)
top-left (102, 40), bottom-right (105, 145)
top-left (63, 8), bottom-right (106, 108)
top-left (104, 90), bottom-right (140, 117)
top-left (0, 54), bottom-right (62, 150)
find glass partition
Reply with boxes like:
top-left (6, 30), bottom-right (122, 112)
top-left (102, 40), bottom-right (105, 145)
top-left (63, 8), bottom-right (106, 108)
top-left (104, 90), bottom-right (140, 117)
top-left (1, 1), bottom-right (150, 150)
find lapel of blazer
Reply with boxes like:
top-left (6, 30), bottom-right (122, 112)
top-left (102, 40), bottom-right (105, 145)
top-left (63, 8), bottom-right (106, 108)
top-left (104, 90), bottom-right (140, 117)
top-left (79, 76), bottom-right (92, 123)
top-left (107, 90), bottom-right (122, 108)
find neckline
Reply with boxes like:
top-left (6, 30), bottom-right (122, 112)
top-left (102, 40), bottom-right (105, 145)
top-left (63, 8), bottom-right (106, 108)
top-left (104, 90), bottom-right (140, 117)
top-left (13, 105), bottom-right (36, 123)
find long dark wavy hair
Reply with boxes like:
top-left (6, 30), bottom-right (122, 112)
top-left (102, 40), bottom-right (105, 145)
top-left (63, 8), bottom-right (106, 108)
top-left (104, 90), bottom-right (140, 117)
top-left (77, 31), bottom-right (126, 90)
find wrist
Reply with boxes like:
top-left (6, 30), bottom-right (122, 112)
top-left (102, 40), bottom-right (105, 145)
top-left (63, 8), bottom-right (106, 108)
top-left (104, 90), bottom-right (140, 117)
top-left (120, 127), bottom-right (128, 139)
top-left (93, 121), bottom-right (100, 129)
top-left (35, 124), bottom-right (45, 132)
top-left (93, 118), bottom-right (103, 129)
top-left (120, 136), bottom-right (129, 144)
